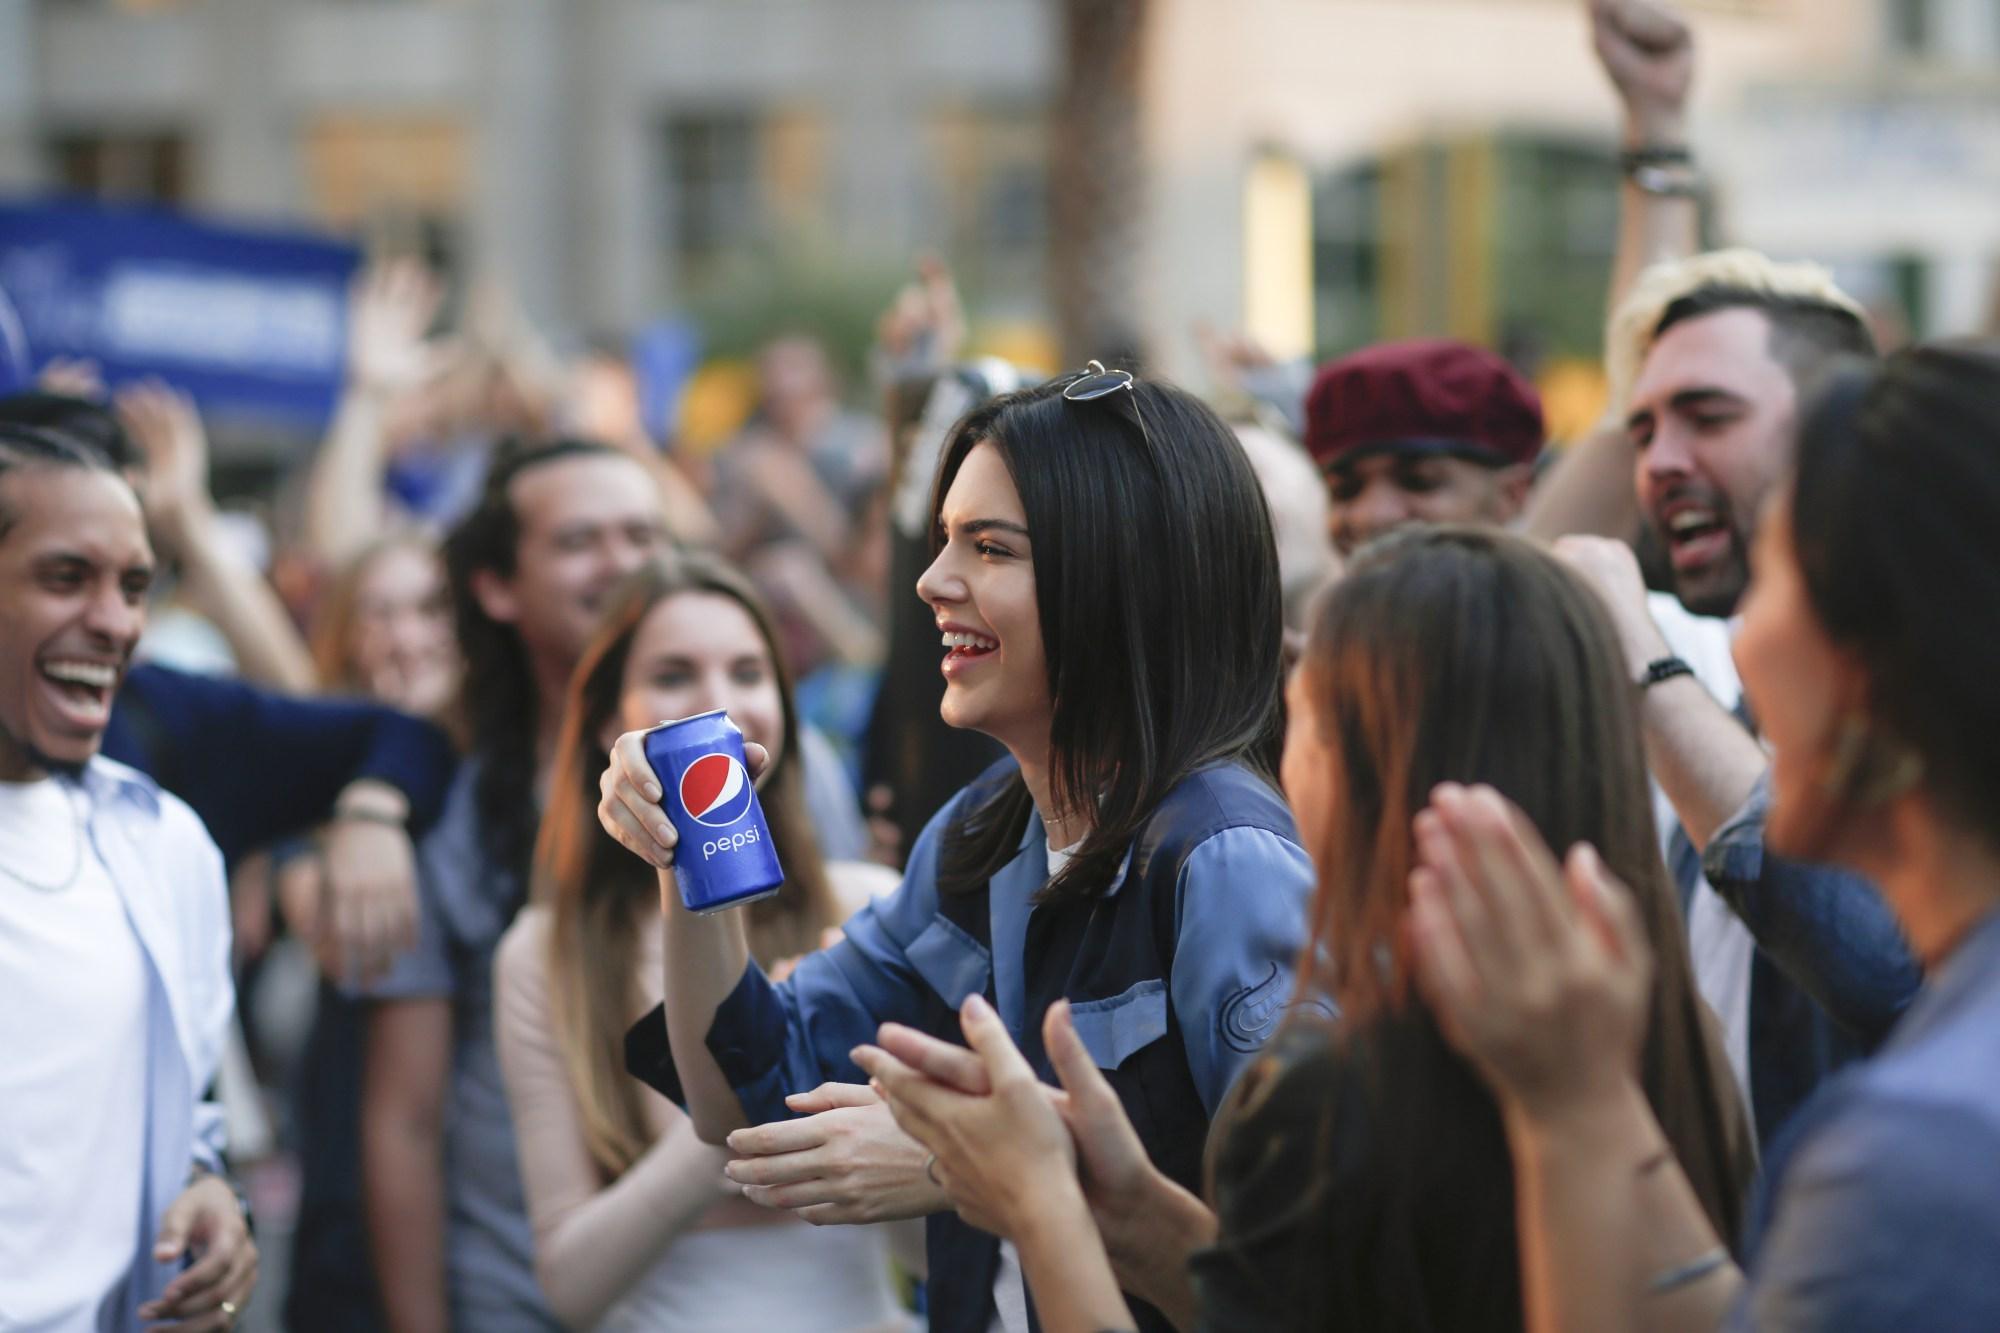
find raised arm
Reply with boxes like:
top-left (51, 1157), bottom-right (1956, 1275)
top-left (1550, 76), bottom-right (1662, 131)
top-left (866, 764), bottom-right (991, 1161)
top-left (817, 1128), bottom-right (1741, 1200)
top-left (118, 379), bottom-right (316, 693)
top-left (1554, 538), bottom-right (1762, 848)
top-left (1598, 0), bottom-right (1699, 318)
top-left (1525, 0), bottom-right (1699, 544)
top-left (307, 260), bottom-right (446, 569)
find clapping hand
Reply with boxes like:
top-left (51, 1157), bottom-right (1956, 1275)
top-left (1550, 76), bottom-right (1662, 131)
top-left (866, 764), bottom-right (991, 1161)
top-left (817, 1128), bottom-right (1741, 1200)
top-left (1407, 783), bottom-right (1655, 1122)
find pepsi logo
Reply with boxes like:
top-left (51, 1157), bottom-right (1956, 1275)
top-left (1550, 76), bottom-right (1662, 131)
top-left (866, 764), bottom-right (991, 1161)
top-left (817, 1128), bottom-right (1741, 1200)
top-left (679, 752), bottom-right (753, 827)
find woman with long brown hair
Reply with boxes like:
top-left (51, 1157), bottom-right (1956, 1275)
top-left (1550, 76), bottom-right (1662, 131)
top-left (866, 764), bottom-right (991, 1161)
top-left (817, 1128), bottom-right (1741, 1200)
top-left (309, 533), bottom-right (464, 735)
top-left (493, 551), bottom-right (907, 1331)
top-left (853, 526), bottom-right (1754, 1332)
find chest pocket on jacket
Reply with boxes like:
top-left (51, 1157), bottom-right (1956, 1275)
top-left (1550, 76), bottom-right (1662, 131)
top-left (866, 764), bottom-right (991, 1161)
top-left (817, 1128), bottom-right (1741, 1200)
top-left (1068, 978), bottom-right (1170, 1069)
top-left (906, 915), bottom-right (993, 1009)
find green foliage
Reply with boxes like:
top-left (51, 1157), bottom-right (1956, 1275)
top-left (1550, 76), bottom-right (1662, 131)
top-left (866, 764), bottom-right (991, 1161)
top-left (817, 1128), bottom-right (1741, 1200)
top-left (682, 233), bottom-right (907, 393)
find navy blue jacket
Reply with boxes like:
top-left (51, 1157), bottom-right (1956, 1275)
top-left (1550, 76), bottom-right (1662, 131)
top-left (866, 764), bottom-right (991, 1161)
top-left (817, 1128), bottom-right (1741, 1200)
top-left (103, 662), bottom-right (456, 864)
top-left (628, 757), bottom-right (1315, 1333)
top-left (1700, 772), bottom-right (1921, 1147)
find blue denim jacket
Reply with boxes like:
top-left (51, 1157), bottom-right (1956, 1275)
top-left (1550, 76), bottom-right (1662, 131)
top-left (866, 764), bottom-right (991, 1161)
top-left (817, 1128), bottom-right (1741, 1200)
top-left (1702, 772), bottom-right (1922, 1144)
top-left (1728, 910), bottom-right (2000, 1331)
top-left (628, 758), bottom-right (1314, 1333)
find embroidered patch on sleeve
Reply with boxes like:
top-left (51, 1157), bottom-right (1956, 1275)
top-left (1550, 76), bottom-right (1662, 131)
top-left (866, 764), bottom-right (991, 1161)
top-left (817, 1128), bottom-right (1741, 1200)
top-left (1219, 961), bottom-right (1287, 1054)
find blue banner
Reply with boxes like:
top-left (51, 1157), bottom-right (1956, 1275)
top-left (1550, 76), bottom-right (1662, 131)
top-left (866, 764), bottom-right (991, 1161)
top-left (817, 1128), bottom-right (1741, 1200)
top-left (0, 196), bottom-right (361, 428)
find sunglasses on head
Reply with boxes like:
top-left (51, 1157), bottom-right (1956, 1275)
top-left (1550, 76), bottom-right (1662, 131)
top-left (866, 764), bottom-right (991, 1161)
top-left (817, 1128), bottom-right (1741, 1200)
top-left (1060, 359), bottom-right (1152, 454)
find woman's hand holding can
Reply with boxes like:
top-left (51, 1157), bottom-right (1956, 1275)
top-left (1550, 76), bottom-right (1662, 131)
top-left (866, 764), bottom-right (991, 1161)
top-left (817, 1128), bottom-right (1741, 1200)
top-left (598, 726), bottom-right (770, 871)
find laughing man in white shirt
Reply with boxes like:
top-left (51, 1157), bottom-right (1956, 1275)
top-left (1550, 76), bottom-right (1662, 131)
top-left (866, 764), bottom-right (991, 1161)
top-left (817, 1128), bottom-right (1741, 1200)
top-left (0, 424), bottom-right (255, 1333)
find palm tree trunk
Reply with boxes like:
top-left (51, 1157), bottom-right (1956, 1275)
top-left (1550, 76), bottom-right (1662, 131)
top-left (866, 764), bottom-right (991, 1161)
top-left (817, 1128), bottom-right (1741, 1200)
top-left (1050, 0), bottom-right (1152, 369)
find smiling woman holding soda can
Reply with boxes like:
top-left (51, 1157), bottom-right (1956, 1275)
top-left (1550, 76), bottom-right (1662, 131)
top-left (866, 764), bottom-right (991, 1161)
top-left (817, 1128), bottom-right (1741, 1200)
top-left (597, 364), bottom-right (1316, 1333)
top-left (492, 551), bottom-right (909, 1332)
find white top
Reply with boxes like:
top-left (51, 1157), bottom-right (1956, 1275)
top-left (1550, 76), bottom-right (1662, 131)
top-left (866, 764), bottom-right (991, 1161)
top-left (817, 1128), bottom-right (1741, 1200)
top-left (1647, 592), bottom-right (1758, 1106)
top-left (0, 777), bottom-right (158, 1331)
top-left (0, 760), bottom-right (231, 1333)
top-left (493, 906), bottom-right (906, 1333)
top-left (597, 1219), bottom-right (908, 1333)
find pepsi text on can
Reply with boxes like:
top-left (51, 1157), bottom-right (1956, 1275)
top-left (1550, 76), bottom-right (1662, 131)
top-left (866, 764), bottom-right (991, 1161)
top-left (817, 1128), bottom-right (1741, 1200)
top-left (643, 709), bottom-right (785, 914)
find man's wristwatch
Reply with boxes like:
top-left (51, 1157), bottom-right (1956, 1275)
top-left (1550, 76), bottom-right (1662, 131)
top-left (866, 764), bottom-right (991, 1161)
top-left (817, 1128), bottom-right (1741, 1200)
top-left (1620, 145), bottom-right (1702, 199)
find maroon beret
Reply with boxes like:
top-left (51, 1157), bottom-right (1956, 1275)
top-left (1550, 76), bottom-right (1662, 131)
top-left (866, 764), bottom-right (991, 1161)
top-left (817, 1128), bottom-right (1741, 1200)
top-left (1303, 339), bottom-right (1545, 470)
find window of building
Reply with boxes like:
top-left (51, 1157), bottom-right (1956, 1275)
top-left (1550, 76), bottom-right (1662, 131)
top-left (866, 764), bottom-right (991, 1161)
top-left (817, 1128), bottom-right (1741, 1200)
top-left (924, 103), bottom-right (1049, 315)
top-left (1888, 0), bottom-right (1933, 54)
top-left (664, 111), bottom-right (764, 289)
top-left (1312, 133), bottom-right (1629, 367)
top-left (45, 132), bottom-right (189, 204)
top-left (1311, 160), bottom-right (1382, 357)
top-left (301, 115), bottom-right (466, 284)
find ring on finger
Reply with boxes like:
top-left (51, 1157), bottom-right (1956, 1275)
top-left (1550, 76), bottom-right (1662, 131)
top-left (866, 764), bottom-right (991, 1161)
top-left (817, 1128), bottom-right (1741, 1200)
top-left (219, 1299), bottom-right (238, 1323)
top-left (924, 1152), bottom-right (941, 1187)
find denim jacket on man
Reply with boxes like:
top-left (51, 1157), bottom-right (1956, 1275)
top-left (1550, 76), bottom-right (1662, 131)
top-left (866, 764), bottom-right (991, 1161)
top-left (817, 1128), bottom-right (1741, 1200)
top-left (1702, 771), bottom-right (1922, 1146)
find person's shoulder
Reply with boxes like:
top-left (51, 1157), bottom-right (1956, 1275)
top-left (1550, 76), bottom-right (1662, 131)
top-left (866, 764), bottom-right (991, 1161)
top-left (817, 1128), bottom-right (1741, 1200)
top-left (86, 756), bottom-right (215, 853)
top-left (498, 903), bottom-right (552, 961)
top-left (1152, 763), bottom-right (1292, 834)
top-left (826, 859), bottom-right (900, 920)
top-left (1141, 763), bottom-right (1301, 878)
top-left (1745, 1088), bottom-right (2000, 1329)
top-left (494, 906), bottom-right (554, 1005)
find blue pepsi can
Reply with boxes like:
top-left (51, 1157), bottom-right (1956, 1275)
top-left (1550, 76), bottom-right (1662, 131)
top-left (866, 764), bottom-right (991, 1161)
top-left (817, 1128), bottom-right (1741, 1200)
top-left (642, 709), bottom-right (785, 914)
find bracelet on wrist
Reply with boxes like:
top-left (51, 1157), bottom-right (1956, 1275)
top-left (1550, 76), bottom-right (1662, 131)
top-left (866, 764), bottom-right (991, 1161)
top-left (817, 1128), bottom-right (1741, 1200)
top-left (1620, 143), bottom-right (1692, 169)
top-left (1647, 1246), bottom-right (1730, 1295)
top-left (1620, 146), bottom-right (1702, 199)
top-left (1637, 656), bottom-right (1696, 690)
top-left (331, 804), bottom-right (407, 828)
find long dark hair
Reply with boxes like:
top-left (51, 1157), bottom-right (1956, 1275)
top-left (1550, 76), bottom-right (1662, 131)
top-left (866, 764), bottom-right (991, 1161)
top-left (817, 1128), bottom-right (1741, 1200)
top-left (533, 552), bottom-right (843, 1178)
top-left (1291, 527), bottom-right (1746, 1245)
top-left (932, 373), bottom-right (1286, 901)
top-left (1793, 342), bottom-right (2000, 836)
top-left (443, 437), bottom-right (621, 882)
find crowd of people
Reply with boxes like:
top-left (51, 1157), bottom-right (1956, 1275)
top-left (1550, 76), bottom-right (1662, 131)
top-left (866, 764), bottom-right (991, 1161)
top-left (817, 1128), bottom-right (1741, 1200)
top-left (6, 1), bottom-right (1999, 1331)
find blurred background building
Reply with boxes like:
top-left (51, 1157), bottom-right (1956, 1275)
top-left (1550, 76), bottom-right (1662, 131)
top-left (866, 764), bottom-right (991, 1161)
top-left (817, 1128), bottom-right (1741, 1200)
top-left (2, 0), bottom-right (1996, 438)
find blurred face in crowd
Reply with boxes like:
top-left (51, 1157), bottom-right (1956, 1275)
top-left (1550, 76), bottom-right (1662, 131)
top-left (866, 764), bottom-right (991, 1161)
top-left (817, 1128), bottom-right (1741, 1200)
top-left (475, 452), bottom-right (669, 669)
top-left (1732, 491), bottom-right (1862, 863)
top-left (349, 540), bottom-right (458, 719)
top-left (0, 466), bottom-right (153, 780)
top-left (1628, 307), bottom-right (1798, 618)
top-left (917, 440), bottom-right (1051, 758)
top-left (615, 590), bottom-right (785, 771)
top-left (759, 336), bottom-right (836, 437)
top-left (1323, 452), bottom-right (1529, 556)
